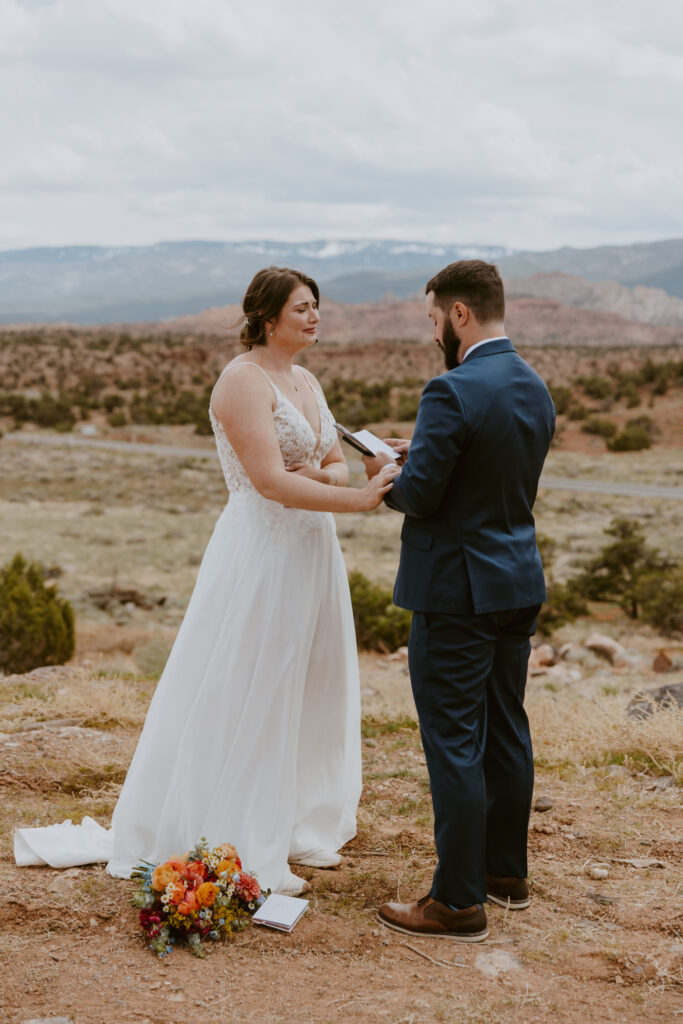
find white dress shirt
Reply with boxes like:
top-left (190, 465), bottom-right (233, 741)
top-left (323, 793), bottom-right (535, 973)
top-left (461, 336), bottom-right (508, 362)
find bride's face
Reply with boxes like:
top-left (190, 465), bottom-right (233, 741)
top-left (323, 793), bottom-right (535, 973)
top-left (270, 284), bottom-right (320, 350)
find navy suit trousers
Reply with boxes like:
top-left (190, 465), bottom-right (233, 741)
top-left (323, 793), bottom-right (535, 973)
top-left (408, 605), bottom-right (540, 908)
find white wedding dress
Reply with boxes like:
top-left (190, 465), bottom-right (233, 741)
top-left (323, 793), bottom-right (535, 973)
top-left (14, 364), bottom-right (362, 893)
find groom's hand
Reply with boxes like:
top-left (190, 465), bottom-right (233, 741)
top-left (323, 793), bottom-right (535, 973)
top-left (362, 451), bottom-right (395, 480)
top-left (383, 438), bottom-right (410, 466)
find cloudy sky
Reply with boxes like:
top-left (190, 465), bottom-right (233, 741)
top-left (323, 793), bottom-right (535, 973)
top-left (3, 0), bottom-right (683, 252)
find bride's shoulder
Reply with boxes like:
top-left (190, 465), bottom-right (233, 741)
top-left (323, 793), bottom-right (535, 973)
top-left (211, 359), bottom-right (275, 415)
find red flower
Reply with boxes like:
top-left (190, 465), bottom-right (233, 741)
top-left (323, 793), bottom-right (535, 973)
top-left (235, 872), bottom-right (261, 903)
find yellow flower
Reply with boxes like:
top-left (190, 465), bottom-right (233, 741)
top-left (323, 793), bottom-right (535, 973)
top-left (196, 882), bottom-right (219, 908)
top-left (215, 858), bottom-right (237, 877)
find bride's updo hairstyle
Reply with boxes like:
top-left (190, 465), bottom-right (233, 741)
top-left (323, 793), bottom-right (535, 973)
top-left (239, 266), bottom-right (320, 350)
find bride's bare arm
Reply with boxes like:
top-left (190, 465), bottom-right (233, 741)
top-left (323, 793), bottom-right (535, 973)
top-left (211, 366), bottom-right (398, 512)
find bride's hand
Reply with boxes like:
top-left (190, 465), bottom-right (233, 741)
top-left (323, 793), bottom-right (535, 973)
top-left (359, 462), bottom-right (401, 510)
top-left (286, 462), bottom-right (324, 482)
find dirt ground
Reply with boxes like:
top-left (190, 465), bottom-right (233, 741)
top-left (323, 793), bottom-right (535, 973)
top-left (0, 656), bottom-right (681, 1024)
top-left (0, 433), bottom-right (682, 1023)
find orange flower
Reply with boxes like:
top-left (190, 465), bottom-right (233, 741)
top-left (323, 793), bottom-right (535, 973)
top-left (196, 882), bottom-right (219, 908)
top-left (218, 843), bottom-right (242, 868)
top-left (184, 859), bottom-right (208, 886)
top-left (166, 856), bottom-right (187, 873)
top-left (215, 858), bottom-right (238, 878)
top-left (177, 890), bottom-right (198, 916)
top-left (167, 881), bottom-right (186, 905)
top-left (151, 863), bottom-right (180, 892)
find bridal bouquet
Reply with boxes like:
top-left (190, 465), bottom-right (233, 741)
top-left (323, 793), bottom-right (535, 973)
top-left (132, 838), bottom-right (266, 957)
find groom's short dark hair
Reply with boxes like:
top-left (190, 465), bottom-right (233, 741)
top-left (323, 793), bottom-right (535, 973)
top-left (426, 261), bottom-right (505, 324)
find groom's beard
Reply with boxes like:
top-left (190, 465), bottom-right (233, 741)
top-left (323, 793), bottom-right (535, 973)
top-left (441, 317), bottom-right (463, 370)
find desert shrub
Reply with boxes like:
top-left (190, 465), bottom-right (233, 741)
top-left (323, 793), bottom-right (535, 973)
top-left (581, 416), bottom-right (617, 439)
top-left (607, 424), bottom-right (651, 451)
top-left (567, 402), bottom-right (590, 421)
top-left (31, 393), bottom-right (76, 432)
top-left (576, 518), bottom-right (673, 619)
top-left (107, 410), bottom-right (128, 428)
top-left (0, 553), bottom-right (75, 674)
top-left (325, 379), bottom-right (392, 428)
top-left (547, 385), bottom-right (573, 415)
top-left (625, 414), bottom-right (658, 439)
top-left (536, 534), bottom-right (588, 634)
top-left (103, 393), bottom-right (125, 412)
top-left (348, 570), bottom-right (411, 651)
top-left (2, 392), bottom-right (76, 431)
top-left (578, 374), bottom-right (613, 400)
top-left (623, 384), bottom-right (641, 408)
top-left (638, 566), bottom-right (683, 635)
top-left (537, 580), bottom-right (588, 634)
top-left (128, 387), bottom-right (213, 434)
top-left (396, 394), bottom-right (421, 420)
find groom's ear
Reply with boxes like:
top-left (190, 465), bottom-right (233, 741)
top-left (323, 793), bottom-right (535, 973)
top-left (449, 301), bottom-right (470, 327)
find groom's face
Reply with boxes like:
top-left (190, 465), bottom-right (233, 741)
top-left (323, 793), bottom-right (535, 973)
top-left (426, 291), bottom-right (463, 370)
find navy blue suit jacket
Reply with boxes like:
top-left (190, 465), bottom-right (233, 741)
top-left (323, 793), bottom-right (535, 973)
top-left (385, 338), bottom-right (555, 615)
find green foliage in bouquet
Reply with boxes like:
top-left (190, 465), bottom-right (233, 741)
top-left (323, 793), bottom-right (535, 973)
top-left (348, 570), bottom-right (412, 651)
top-left (0, 553), bottom-right (75, 674)
top-left (133, 838), bottom-right (266, 958)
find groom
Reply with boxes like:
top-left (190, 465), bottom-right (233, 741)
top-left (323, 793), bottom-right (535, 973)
top-left (364, 260), bottom-right (555, 941)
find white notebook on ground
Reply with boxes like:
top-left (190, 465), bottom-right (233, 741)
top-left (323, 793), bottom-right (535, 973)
top-left (252, 893), bottom-right (309, 933)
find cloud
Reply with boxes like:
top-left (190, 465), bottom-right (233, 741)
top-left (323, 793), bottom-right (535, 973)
top-left (1, 0), bottom-right (683, 249)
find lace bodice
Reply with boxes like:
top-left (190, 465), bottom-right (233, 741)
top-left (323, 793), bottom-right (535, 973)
top-left (208, 365), bottom-right (338, 496)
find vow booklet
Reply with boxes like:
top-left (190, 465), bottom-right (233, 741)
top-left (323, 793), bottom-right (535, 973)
top-left (252, 893), bottom-right (309, 933)
top-left (335, 423), bottom-right (400, 460)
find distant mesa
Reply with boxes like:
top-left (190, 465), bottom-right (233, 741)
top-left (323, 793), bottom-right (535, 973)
top-left (1, 236), bottom-right (683, 329)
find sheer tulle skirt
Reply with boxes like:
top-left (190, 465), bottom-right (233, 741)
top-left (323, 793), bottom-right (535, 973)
top-left (17, 494), bottom-right (362, 893)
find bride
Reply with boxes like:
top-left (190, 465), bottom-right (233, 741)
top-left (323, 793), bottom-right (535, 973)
top-left (15, 266), bottom-right (400, 896)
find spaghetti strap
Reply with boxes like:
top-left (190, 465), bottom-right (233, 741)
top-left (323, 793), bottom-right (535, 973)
top-left (211, 362), bottom-right (279, 412)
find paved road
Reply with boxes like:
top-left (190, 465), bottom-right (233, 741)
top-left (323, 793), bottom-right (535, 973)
top-left (5, 432), bottom-right (683, 501)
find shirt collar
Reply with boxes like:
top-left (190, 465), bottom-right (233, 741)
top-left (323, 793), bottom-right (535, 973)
top-left (461, 336), bottom-right (508, 362)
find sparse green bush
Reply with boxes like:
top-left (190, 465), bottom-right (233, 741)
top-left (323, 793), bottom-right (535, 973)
top-left (0, 553), bottom-right (75, 674)
top-left (396, 394), bottom-right (421, 420)
top-left (107, 410), bottom-right (128, 428)
top-left (348, 570), bottom-right (412, 651)
top-left (537, 580), bottom-right (588, 634)
top-left (607, 424), bottom-right (651, 451)
top-left (567, 402), bottom-right (590, 421)
top-left (536, 534), bottom-right (588, 634)
top-left (576, 518), bottom-right (673, 619)
top-left (547, 385), bottom-right (573, 416)
top-left (103, 393), bottom-right (125, 412)
top-left (578, 374), bottom-right (613, 400)
top-left (581, 416), bottom-right (618, 439)
top-left (625, 414), bottom-right (658, 439)
top-left (638, 565), bottom-right (683, 635)
top-left (326, 379), bottom-right (392, 428)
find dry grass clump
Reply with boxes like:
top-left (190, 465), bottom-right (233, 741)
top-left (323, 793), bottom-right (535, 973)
top-left (529, 695), bottom-right (683, 781)
top-left (0, 668), bottom-right (150, 732)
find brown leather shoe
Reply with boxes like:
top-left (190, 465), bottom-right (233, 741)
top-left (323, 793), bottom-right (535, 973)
top-left (378, 895), bottom-right (488, 942)
top-left (486, 875), bottom-right (530, 910)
